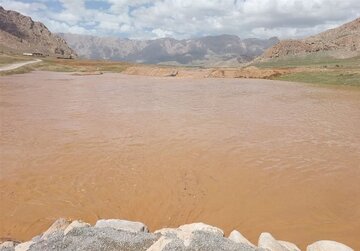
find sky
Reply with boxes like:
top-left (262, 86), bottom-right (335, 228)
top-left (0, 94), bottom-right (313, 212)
top-left (1, 0), bottom-right (359, 40)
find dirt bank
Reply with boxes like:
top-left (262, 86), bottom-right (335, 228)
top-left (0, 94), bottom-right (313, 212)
top-left (122, 65), bottom-right (289, 79)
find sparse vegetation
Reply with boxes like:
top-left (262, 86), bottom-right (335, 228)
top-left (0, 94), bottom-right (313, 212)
top-left (0, 55), bottom-right (132, 76)
top-left (34, 58), bottom-right (132, 73)
top-left (0, 66), bottom-right (34, 76)
top-left (0, 54), bottom-right (30, 66)
top-left (255, 53), bottom-right (360, 69)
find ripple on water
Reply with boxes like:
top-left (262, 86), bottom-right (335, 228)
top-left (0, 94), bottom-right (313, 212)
top-left (0, 72), bottom-right (359, 249)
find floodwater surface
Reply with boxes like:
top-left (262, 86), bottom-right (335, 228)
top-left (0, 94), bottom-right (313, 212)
top-left (0, 72), bottom-right (360, 249)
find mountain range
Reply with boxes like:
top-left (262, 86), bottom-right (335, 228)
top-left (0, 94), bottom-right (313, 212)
top-left (1, 6), bottom-right (359, 66)
top-left (58, 33), bottom-right (279, 66)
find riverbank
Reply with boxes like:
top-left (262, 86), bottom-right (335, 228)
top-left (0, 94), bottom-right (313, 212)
top-left (1, 54), bottom-right (359, 86)
top-left (0, 218), bottom-right (354, 251)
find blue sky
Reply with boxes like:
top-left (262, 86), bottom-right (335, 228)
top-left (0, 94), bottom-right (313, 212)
top-left (1, 0), bottom-right (359, 39)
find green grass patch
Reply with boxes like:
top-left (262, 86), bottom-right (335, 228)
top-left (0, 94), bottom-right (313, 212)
top-left (274, 71), bottom-right (360, 86)
top-left (255, 54), bottom-right (360, 69)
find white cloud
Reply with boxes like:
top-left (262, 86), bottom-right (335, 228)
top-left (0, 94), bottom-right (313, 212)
top-left (0, 0), bottom-right (46, 15)
top-left (152, 28), bottom-right (174, 38)
top-left (0, 0), bottom-right (359, 39)
top-left (41, 17), bottom-right (94, 35)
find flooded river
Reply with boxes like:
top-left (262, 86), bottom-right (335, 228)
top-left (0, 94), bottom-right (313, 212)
top-left (0, 72), bottom-right (359, 249)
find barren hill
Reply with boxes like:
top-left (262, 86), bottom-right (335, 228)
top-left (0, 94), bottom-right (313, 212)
top-left (262, 18), bottom-right (360, 59)
top-left (59, 33), bottom-right (279, 66)
top-left (0, 6), bottom-right (75, 57)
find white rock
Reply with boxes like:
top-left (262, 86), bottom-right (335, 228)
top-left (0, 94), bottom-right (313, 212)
top-left (155, 223), bottom-right (223, 248)
top-left (258, 232), bottom-right (289, 251)
top-left (64, 220), bottom-right (91, 235)
top-left (278, 240), bottom-right (301, 251)
top-left (307, 240), bottom-right (354, 251)
top-left (175, 231), bottom-right (194, 247)
top-left (154, 227), bottom-right (193, 247)
top-left (14, 241), bottom-right (33, 251)
top-left (0, 241), bottom-right (15, 248)
top-left (146, 236), bottom-right (172, 251)
top-left (41, 218), bottom-right (71, 240)
top-left (228, 230), bottom-right (255, 247)
top-left (95, 219), bottom-right (148, 233)
top-left (178, 223), bottom-right (224, 236)
top-left (154, 228), bottom-right (178, 235)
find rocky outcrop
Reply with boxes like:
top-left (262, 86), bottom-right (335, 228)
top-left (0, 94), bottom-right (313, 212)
top-left (58, 33), bottom-right (279, 66)
top-left (261, 18), bottom-right (360, 59)
top-left (0, 219), bottom-right (354, 251)
top-left (0, 6), bottom-right (76, 57)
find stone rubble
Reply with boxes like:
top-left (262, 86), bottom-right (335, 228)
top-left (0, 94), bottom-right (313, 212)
top-left (0, 219), bottom-right (354, 251)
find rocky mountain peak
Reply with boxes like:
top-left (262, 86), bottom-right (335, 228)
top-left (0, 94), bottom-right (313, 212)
top-left (0, 6), bottom-right (76, 57)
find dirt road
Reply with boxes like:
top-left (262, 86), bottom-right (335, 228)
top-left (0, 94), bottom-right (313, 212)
top-left (0, 59), bottom-right (41, 72)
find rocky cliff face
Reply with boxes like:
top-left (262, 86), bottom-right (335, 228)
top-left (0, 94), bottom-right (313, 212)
top-left (58, 33), bottom-right (279, 66)
top-left (0, 7), bottom-right (76, 57)
top-left (262, 18), bottom-right (360, 59)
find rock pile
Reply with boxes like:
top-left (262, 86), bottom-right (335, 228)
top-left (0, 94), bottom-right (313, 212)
top-left (0, 219), bottom-right (354, 251)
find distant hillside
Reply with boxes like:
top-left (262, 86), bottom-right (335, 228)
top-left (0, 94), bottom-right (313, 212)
top-left (262, 18), bottom-right (360, 60)
top-left (59, 33), bottom-right (279, 66)
top-left (0, 6), bottom-right (75, 57)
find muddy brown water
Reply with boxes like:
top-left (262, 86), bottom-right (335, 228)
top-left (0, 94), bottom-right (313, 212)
top-left (0, 72), bottom-right (359, 249)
